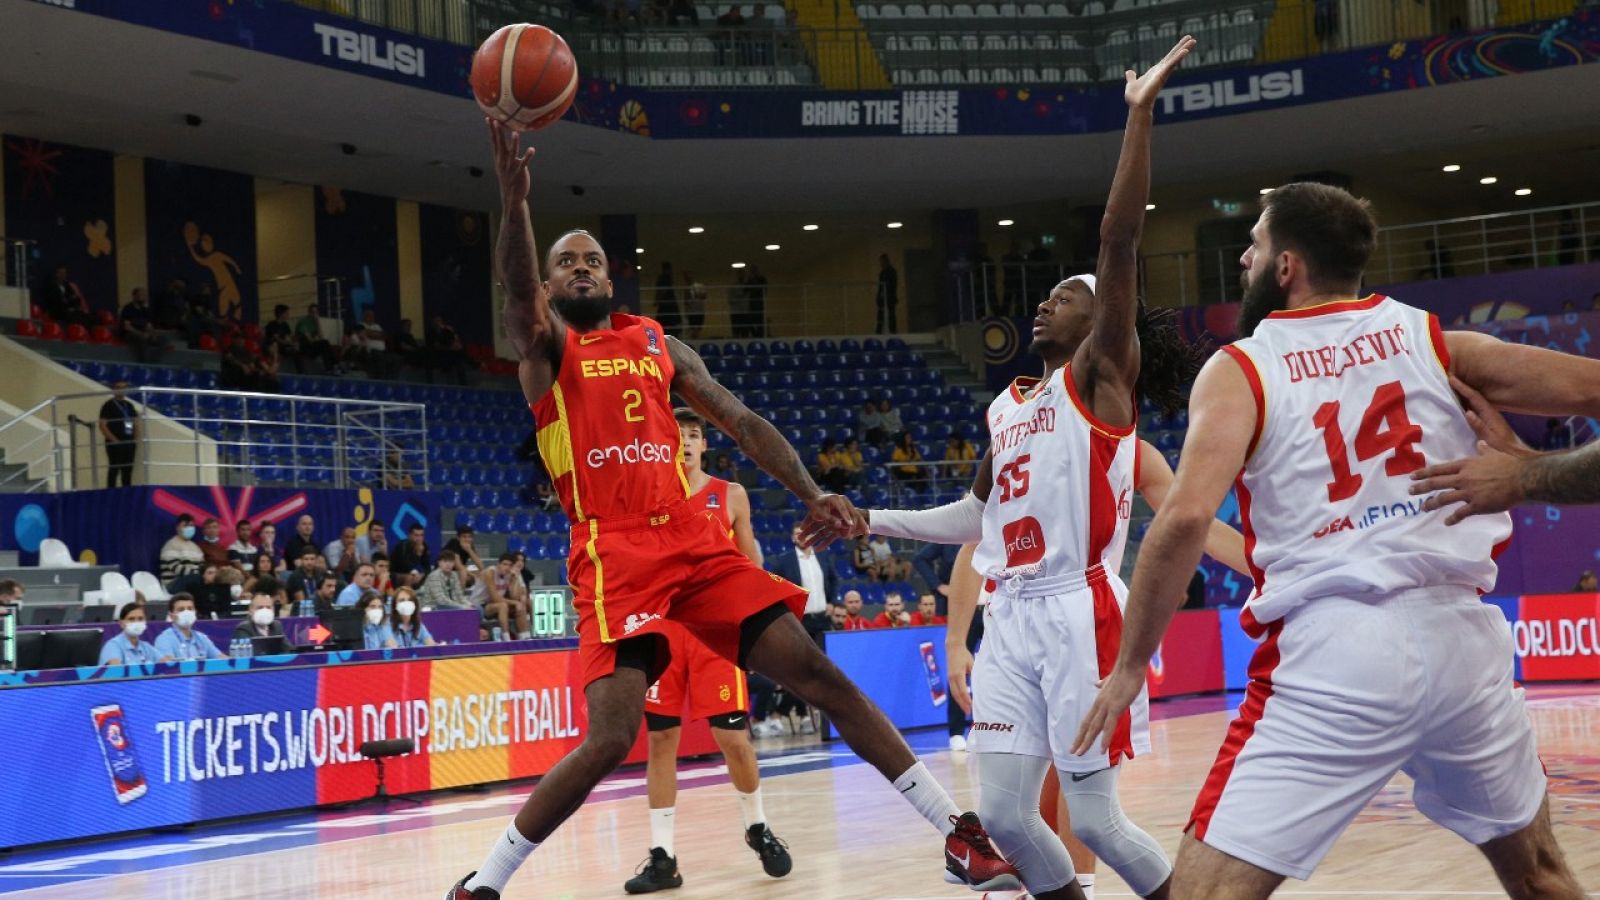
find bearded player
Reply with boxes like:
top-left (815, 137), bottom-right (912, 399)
top-left (623, 408), bottom-right (791, 894)
top-left (446, 121), bottom-right (1022, 899)
top-left (848, 38), bottom-right (1206, 900)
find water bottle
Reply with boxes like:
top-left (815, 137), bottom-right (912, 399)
top-left (300, 596), bottom-right (315, 617)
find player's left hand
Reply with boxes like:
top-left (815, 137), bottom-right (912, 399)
top-left (1409, 376), bottom-right (1538, 524)
top-left (1125, 35), bottom-right (1196, 111)
top-left (1070, 664), bottom-right (1144, 756)
top-left (798, 493), bottom-right (864, 549)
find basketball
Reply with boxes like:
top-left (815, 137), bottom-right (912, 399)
top-left (470, 23), bottom-right (579, 132)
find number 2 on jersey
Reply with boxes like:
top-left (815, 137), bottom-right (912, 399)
top-left (622, 389), bottom-right (645, 422)
top-left (996, 454), bottom-right (1031, 502)
top-left (1312, 381), bottom-right (1425, 502)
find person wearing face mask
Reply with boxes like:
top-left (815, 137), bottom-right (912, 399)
top-left (100, 601), bottom-right (164, 665)
top-left (359, 591), bottom-right (398, 650)
top-left (231, 592), bottom-right (286, 644)
top-left (159, 514), bottom-right (205, 594)
top-left (390, 587), bottom-right (437, 648)
top-left (196, 517), bottom-right (231, 571)
top-left (153, 593), bottom-right (228, 660)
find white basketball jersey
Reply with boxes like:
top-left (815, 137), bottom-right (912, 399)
top-left (973, 366), bottom-right (1137, 580)
top-left (1223, 294), bottom-right (1511, 634)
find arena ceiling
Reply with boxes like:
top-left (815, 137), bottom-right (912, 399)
top-left (2, 0), bottom-right (1599, 217)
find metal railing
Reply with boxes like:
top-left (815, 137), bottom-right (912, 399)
top-left (571, 26), bottom-right (819, 87)
top-left (640, 279), bottom-right (886, 337)
top-left (0, 388), bottom-right (429, 492)
top-left (1139, 199), bottom-right (1600, 307)
top-left (1, 236), bottom-right (34, 293)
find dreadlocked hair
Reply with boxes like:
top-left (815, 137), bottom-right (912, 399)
top-left (1134, 303), bottom-right (1208, 418)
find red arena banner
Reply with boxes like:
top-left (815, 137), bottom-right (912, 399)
top-left (1147, 609), bottom-right (1224, 699)
top-left (1514, 593), bottom-right (1600, 681)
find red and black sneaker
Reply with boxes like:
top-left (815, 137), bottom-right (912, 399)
top-left (443, 872), bottom-right (499, 900)
top-left (943, 812), bottom-right (1023, 891)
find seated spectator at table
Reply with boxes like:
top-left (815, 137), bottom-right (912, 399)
top-left (890, 432), bottom-right (926, 485)
top-left (859, 399), bottom-right (886, 445)
top-left (252, 575), bottom-right (288, 619)
top-left (325, 526), bottom-right (360, 579)
top-left (419, 551), bottom-right (470, 610)
top-left (295, 301), bottom-right (337, 371)
top-left (910, 594), bottom-right (946, 626)
top-left (354, 521), bottom-right (388, 563)
top-left (391, 523), bottom-right (432, 589)
top-left (284, 547), bottom-right (325, 614)
top-left (283, 515), bottom-right (318, 565)
top-left (120, 288), bottom-right (169, 362)
top-left (828, 603), bottom-right (849, 630)
top-left (256, 522), bottom-right (283, 570)
top-left (195, 517), bottom-right (231, 571)
top-left (243, 553), bottom-right (278, 597)
top-left (391, 587), bottom-right (437, 647)
top-left (337, 563), bottom-right (378, 607)
top-left (359, 591), bottom-right (398, 650)
top-left (1575, 571), bottom-right (1598, 593)
top-left (943, 434), bottom-right (978, 480)
top-left (485, 552), bottom-right (533, 641)
top-left (839, 590), bottom-right (873, 630)
top-left (160, 514), bottom-right (205, 594)
top-left (232, 592), bottom-right (285, 643)
top-left (100, 601), bottom-right (164, 665)
top-left (373, 553), bottom-right (394, 597)
top-left (227, 518), bottom-right (260, 570)
top-left (154, 593), bottom-right (228, 661)
top-left (309, 573), bottom-right (341, 617)
top-left (383, 448), bottom-right (416, 490)
top-left (38, 263), bottom-right (92, 328)
top-left (868, 534), bottom-right (913, 581)
top-left (873, 592), bottom-right (912, 628)
top-left (913, 542), bottom-right (959, 598)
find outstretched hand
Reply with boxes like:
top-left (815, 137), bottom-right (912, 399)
top-left (487, 118), bottom-right (534, 203)
top-left (1408, 376), bottom-right (1538, 524)
top-left (797, 493), bottom-right (866, 550)
top-left (1070, 664), bottom-right (1144, 756)
top-left (1125, 35), bottom-right (1196, 110)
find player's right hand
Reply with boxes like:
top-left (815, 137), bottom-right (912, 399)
top-left (798, 493), bottom-right (864, 549)
top-left (946, 641), bottom-right (975, 714)
top-left (487, 118), bottom-right (534, 202)
top-left (1125, 35), bottom-right (1196, 111)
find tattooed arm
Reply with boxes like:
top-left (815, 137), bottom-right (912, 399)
top-left (668, 336), bottom-right (861, 541)
top-left (488, 119), bottom-right (565, 405)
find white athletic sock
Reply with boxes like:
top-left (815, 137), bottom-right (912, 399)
top-left (465, 823), bottom-right (539, 893)
top-left (736, 787), bottom-right (766, 829)
top-left (650, 806), bottom-right (676, 857)
top-left (1078, 873), bottom-right (1096, 899)
top-left (892, 761), bottom-right (962, 836)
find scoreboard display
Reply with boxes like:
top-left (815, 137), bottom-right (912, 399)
top-left (530, 587), bottom-right (579, 638)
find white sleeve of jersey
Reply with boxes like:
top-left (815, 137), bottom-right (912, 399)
top-left (869, 493), bottom-right (987, 545)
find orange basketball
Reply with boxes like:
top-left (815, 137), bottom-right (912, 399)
top-left (470, 24), bottom-right (579, 132)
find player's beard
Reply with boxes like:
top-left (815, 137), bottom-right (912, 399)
top-left (1237, 269), bottom-right (1288, 338)
top-left (551, 289), bottom-right (612, 327)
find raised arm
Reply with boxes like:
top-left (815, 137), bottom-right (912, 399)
top-left (668, 335), bottom-right (859, 542)
top-left (1446, 329), bottom-right (1600, 418)
top-left (1073, 350), bottom-right (1256, 755)
top-left (727, 482), bottom-right (764, 565)
top-left (1133, 439), bottom-right (1250, 575)
top-left (859, 450), bottom-right (993, 544)
top-left (489, 119), bottom-right (565, 405)
top-left (1073, 36), bottom-right (1195, 413)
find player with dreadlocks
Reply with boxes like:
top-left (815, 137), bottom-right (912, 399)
top-left (838, 37), bottom-right (1250, 900)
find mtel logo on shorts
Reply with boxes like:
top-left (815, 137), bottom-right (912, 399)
top-left (1002, 517), bottom-right (1046, 569)
top-left (587, 439), bottom-right (676, 469)
top-left (971, 722), bottom-right (1015, 732)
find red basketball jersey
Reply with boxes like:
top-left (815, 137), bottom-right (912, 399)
top-left (687, 476), bottom-right (733, 532)
top-left (531, 314), bottom-right (690, 524)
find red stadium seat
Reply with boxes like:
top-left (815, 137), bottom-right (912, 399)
top-left (64, 323), bottom-right (89, 342)
top-left (198, 333), bottom-right (219, 351)
top-left (14, 319), bottom-right (38, 337)
top-left (95, 309), bottom-right (116, 328)
top-left (39, 321), bottom-right (63, 340)
top-left (90, 325), bottom-right (116, 344)
top-left (242, 323), bottom-right (262, 341)
top-left (29, 304), bottom-right (43, 320)
top-left (242, 338), bottom-right (260, 355)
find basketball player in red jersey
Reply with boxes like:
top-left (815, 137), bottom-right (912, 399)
top-left (623, 408), bottom-right (791, 894)
top-left (1076, 182), bottom-right (1596, 898)
top-left (446, 120), bottom-right (1022, 899)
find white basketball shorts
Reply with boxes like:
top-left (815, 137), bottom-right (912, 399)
top-left (1189, 586), bottom-right (1547, 880)
top-left (970, 565), bottom-right (1151, 774)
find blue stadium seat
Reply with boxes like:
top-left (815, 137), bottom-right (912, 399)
top-left (699, 342), bottom-right (720, 358)
top-left (886, 338), bottom-right (908, 351)
top-left (1165, 450), bottom-right (1181, 470)
top-left (816, 338), bottom-right (838, 353)
top-left (723, 342), bottom-right (744, 357)
top-left (746, 341), bottom-right (768, 356)
top-left (1156, 431), bottom-right (1181, 451)
top-left (862, 338), bottom-right (884, 352)
top-left (839, 338), bottom-right (861, 353)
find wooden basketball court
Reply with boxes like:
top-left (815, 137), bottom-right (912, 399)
top-left (7, 685), bottom-right (1597, 898)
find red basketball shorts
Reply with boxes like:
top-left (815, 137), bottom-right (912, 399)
top-left (644, 622), bottom-right (749, 721)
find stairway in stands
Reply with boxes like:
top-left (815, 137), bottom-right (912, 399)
top-left (787, 0), bottom-right (891, 89)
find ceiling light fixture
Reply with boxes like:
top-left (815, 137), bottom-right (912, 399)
top-left (1144, 203), bottom-right (1156, 211)
top-left (887, 222), bottom-right (903, 229)
top-left (688, 226), bottom-right (705, 234)
top-left (997, 219), bottom-right (1014, 226)
top-left (731, 262), bottom-right (746, 269)
top-left (802, 224), bottom-right (819, 231)
top-left (1442, 164), bottom-right (1461, 172)
top-left (765, 243), bottom-right (781, 250)
top-left (635, 247), bottom-right (644, 254)
top-left (1259, 187), bottom-right (1273, 194)
top-left (1479, 176), bottom-right (1498, 185)
top-left (1515, 187), bottom-right (1532, 196)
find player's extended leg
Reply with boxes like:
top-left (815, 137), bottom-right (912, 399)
top-left (1057, 767), bottom-right (1170, 899)
top-left (1042, 768), bottom-right (1099, 900)
top-left (976, 752), bottom-right (1084, 900)
top-left (624, 719), bottom-right (685, 894)
top-left (1474, 796), bottom-right (1585, 899)
top-left (450, 640), bottom-right (653, 900)
top-left (1168, 832), bottom-right (1283, 900)
top-left (710, 719), bottom-right (793, 878)
top-left (737, 604), bottom-right (1022, 890)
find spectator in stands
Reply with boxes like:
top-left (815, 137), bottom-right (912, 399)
top-left (713, 5), bottom-right (745, 65)
top-left (359, 591), bottom-right (398, 650)
top-left (771, 523), bottom-right (839, 646)
top-left (839, 590), bottom-right (873, 630)
top-left (39, 263), bottom-right (91, 327)
top-left (837, 438), bottom-right (865, 483)
top-left (711, 451), bottom-right (739, 482)
top-left (512, 551), bottom-right (536, 592)
top-left (828, 603), bottom-right (849, 630)
top-left (392, 318), bottom-right (424, 371)
top-left (418, 550), bottom-right (469, 610)
top-left (443, 525), bottom-right (486, 577)
top-left (197, 517), bottom-right (231, 571)
top-left (255, 575), bottom-right (288, 618)
top-left (665, 0), bottom-right (697, 24)
top-left (391, 587), bottom-right (437, 647)
top-left (120, 288), bottom-right (168, 362)
top-left (243, 553), bottom-right (277, 596)
top-left (910, 594), bottom-right (946, 626)
top-left (0, 580), bottom-right (22, 607)
top-left (155, 278), bottom-right (188, 330)
top-left (860, 399), bottom-right (887, 445)
top-left (877, 398), bottom-right (904, 436)
top-left (426, 315), bottom-right (473, 384)
top-left (913, 542), bottom-right (958, 598)
top-left (875, 254), bottom-right (898, 334)
top-left (337, 563), bottom-right (378, 607)
top-left (373, 553), bottom-right (394, 597)
top-left (257, 342), bottom-right (283, 393)
top-left (325, 526), bottom-right (360, 579)
top-left (868, 533), bottom-right (913, 581)
top-left (264, 304), bottom-right (295, 362)
top-left (185, 284), bottom-right (221, 347)
top-left (383, 448), bottom-right (416, 490)
top-left (227, 519), bottom-right (259, 570)
top-left (310, 573), bottom-right (341, 617)
top-left (355, 521), bottom-right (388, 563)
top-left (98, 380), bottom-right (140, 489)
top-left (347, 309), bottom-right (398, 378)
top-left (852, 535), bottom-right (880, 581)
top-left (257, 522), bottom-right (282, 569)
top-left (392, 523), bottom-right (432, 588)
top-left (295, 301), bottom-right (337, 372)
top-left (154, 593), bottom-right (228, 660)
top-left (653, 262), bottom-right (680, 331)
top-left (100, 600), bottom-right (163, 665)
top-left (1542, 418), bottom-right (1574, 450)
top-left (1574, 571), bottom-right (1598, 593)
top-left (890, 431), bottom-right (926, 485)
top-left (873, 592), bottom-right (912, 628)
top-left (682, 271), bottom-right (708, 338)
top-left (816, 438), bottom-right (850, 492)
top-left (943, 434), bottom-right (978, 480)
top-left (160, 514), bottom-right (205, 594)
top-left (486, 552), bottom-right (533, 641)
top-left (220, 339), bottom-right (258, 390)
top-left (283, 515), bottom-right (318, 566)
top-left (284, 547), bottom-right (324, 613)
top-left (232, 592), bottom-right (286, 644)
